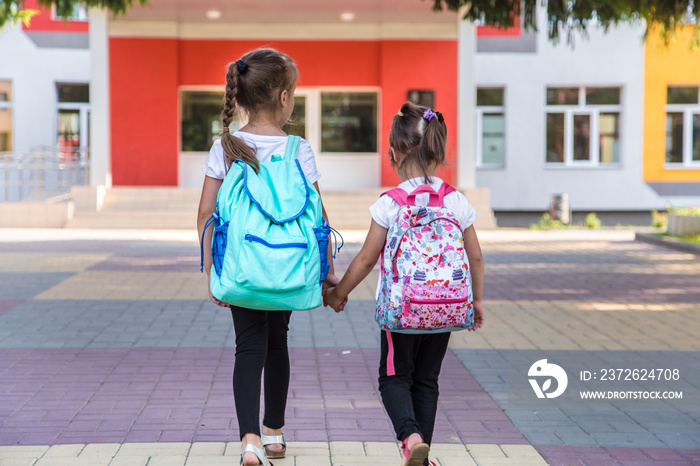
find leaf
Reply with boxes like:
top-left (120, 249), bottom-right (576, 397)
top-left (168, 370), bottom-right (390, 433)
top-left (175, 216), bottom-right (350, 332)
top-left (541, 378), bottom-right (552, 392)
top-left (18, 9), bottom-right (39, 27)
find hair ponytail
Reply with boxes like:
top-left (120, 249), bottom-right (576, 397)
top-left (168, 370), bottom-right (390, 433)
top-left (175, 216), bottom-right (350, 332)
top-left (220, 61), bottom-right (259, 173)
top-left (419, 111), bottom-right (447, 171)
top-left (389, 101), bottom-right (447, 183)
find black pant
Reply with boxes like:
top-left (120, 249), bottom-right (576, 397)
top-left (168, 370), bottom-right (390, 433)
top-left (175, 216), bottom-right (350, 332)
top-left (230, 305), bottom-right (292, 439)
top-left (378, 330), bottom-right (450, 453)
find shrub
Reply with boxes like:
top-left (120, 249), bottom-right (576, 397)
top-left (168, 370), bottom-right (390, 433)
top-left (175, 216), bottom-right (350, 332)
top-left (530, 213), bottom-right (566, 230)
top-left (651, 210), bottom-right (667, 229)
top-left (584, 212), bottom-right (602, 229)
top-left (668, 206), bottom-right (700, 216)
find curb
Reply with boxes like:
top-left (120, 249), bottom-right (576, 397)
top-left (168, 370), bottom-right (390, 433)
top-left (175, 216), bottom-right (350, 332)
top-left (634, 231), bottom-right (700, 255)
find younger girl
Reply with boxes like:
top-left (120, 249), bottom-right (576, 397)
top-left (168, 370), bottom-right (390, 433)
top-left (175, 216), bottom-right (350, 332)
top-left (197, 48), bottom-right (338, 466)
top-left (324, 101), bottom-right (485, 466)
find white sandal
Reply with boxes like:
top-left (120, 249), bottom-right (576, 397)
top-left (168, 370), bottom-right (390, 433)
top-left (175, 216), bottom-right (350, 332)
top-left (240, 443), bottom-right (271, 466)
top-left (261, 432), bottom-right (286, 459)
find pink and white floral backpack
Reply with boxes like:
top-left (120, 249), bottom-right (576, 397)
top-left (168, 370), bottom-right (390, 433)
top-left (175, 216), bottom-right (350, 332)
top-left (376, 183), bottom-right (474, 333)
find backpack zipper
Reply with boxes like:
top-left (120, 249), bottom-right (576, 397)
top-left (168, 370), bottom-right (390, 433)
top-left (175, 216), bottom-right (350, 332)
top-left (244, 234), bottom-right (307, 249)
top-left (405, 297), bottom-right (470, 305)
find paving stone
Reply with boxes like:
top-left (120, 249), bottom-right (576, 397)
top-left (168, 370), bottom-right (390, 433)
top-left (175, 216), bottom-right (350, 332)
top-left (1, 230), bottom-right (699, 464)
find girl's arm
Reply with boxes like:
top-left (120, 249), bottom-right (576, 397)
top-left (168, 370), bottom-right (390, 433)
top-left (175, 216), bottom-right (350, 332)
top-left (325, 220), bottom-right (387, 312)
top-left (463, 225), bottom-right (485, 330)
top-left (197, 175), bottom-right (228, 307)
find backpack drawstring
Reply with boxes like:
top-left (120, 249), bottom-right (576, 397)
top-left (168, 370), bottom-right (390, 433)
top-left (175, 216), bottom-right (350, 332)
top-left (200, 207), bottom-right (220, 273)
top-left (329, 225), bottom-right (344, 259)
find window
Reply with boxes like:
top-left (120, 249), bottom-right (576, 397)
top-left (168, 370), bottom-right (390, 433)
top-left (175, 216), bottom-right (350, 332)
top-left (665, 86), bottom-right (700, 166)
top-left (476, 87), bottom-right (505, 166)
top-left (282, 95), bottom-right (306, 139)
top-left (0, 81), bottom-right (12, 151)
top-left (320, 92), bottom-right (377, 153)
top-left (181, 90), bottom-right (228, 152)
top-left (545, 86), bottom-right (621, 166)
top-left (53, 4), bottom-right (88, 21)
top-left (179, 89), bottom-right (379, 155)
top-left (56, 83), bottom-right (89, 156)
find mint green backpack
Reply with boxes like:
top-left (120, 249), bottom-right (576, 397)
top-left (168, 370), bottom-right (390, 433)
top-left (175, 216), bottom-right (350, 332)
top-left (200, 135), bottom-right (339, 311)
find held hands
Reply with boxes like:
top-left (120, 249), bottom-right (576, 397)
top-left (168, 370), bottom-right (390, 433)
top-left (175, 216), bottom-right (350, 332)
top-left (468, 300), bottom-right (485, 331)
top-left (323, 286), bottom-right (348, 313)
top-left (322, 273), bottom-right (348, 312)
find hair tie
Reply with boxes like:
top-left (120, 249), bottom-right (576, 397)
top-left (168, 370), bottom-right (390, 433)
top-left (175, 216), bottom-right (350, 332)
top-left (397, 110), bottom-right (404, 117)
top-left (223, 127), bottom-right (230, 133)
top-left (236, 59), bottom-right (247, 74)
top-left (423, 109), bottom-right (438, 121)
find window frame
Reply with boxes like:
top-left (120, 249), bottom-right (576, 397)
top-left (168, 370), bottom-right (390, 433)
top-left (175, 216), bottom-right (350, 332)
top-left (316, 87), bottom-right (381, 156)
top-left (178, 86), bottom-right (232, 154)
top-left (0, 79), bottom-right (12, 152)
top-left (55, 82), bottom-right (90, 151)
top-left (52, 4), bottom-right (88, 21)
top-left (475, 86), bottom-right (506, 168)
top-left (664, 86), bottom-right (700, 169)
top-left (177, 86), bottom-right (381, 158)
top-left (544, 86), bottom-right (623, 168)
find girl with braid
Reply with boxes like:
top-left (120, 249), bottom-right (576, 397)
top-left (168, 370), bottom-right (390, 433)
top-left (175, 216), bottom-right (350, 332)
top-left (197, 48), bottom-right (339, 466)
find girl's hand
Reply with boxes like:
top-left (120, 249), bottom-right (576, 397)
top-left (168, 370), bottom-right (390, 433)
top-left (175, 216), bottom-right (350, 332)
top-left (208, 282), bottom-right (229, 308)
top-left (323, 273), bottom-right (340, 290)
top-left (322, 273), bottom-right (340, 307)
top-left (468, 300), bottom-right (484, 331)
top-left (323, 287), bottom-right (348, 313)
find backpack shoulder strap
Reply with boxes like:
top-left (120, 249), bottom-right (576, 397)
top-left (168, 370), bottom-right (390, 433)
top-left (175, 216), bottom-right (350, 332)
top-left (381, 188), bottom-right (408, 207)
top-left (283, 135), bottom-right (302, 161)
top-left (437, 182), bottom-right (457, 204)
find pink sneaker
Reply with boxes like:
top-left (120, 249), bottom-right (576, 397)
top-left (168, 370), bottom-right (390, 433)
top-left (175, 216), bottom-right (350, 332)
top-left (401, 437), bottom-right (430, 466)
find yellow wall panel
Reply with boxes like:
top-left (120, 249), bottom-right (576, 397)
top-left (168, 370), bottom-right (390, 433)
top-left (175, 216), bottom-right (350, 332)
top-left (644, 27), bottom-right (700, 182)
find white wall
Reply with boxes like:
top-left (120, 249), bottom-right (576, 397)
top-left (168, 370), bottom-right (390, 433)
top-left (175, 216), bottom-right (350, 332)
top-left (475, 15), bottom-right (665, 211)
top-left (0, 28), bottom-right (91, 153)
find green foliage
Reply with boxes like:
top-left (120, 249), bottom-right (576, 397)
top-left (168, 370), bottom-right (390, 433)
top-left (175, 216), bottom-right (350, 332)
top-left (679, 233), bottom-right (700, 244)
top-left (651, 210), bottom-right (667, 228)
top-left (432, 0), bottom-right (700, 47)
top-left (584, 212), bottom-right (602, 229)
top-left (530, 212), bottom-right (567, 230)
top-left (0, 0), bottom-right (149, 29)
top-left (668, 206), bottom-right (700, 216)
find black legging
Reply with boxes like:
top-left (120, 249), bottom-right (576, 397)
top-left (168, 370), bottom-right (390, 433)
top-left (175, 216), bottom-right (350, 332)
top-left (378, 330), bottom-right (450, 455)
top-left (230, 305), bottom-right (292, 439)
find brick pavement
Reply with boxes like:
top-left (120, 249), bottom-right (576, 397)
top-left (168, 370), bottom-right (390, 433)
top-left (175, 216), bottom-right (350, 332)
top-left (0, 228), bottom-right (698, 465)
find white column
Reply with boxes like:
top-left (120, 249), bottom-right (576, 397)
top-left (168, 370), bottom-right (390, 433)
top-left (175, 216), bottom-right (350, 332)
top-left (457, 11), bottom-right (476, 189)
top-left (88, 8), bottom-right (111, 188)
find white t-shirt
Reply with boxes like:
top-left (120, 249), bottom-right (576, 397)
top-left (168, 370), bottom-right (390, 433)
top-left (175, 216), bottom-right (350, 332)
top-left (369, 177), bottom-right (477, 231)
top-left (202, 131), bottom-right (321, 183)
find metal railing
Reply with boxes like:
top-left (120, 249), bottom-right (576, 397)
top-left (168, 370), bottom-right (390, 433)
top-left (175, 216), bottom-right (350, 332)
top-left (0, 146), bottom-right (90, 202)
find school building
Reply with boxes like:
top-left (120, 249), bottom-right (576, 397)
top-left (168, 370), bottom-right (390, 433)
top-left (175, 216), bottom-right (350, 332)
top-left (1, 0), bottom-right (699, 227)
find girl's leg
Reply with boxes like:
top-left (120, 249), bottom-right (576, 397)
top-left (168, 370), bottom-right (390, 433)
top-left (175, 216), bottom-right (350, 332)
top-left (410, 333), bottom-right (450, 448)
top-left (262, 311), bottom-right (292, 453)
top-left (262, 310), bottom-right (292, 428)
top-left (230, 305), bottom-right (268, 439)
top-left (378, 330), bottom-right (422, 442)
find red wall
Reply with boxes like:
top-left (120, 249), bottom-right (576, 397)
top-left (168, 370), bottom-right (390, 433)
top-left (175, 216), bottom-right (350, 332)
top-left (22, 0), bottom-right (89, 33)
top-left (379, 40), bottom-right (458, 187)
top-left (109, 38), bottom-right (458, 187)
top-left (110, 38), bottom-right (179, 185)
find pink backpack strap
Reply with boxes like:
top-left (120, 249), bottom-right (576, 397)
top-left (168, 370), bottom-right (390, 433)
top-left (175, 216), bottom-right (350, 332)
top-left (381, 188), bottom-right (408, 206)
top-left (438, 182), bottom-right (456, 201)
top-left (406, 185), bottom-right (442, 207)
